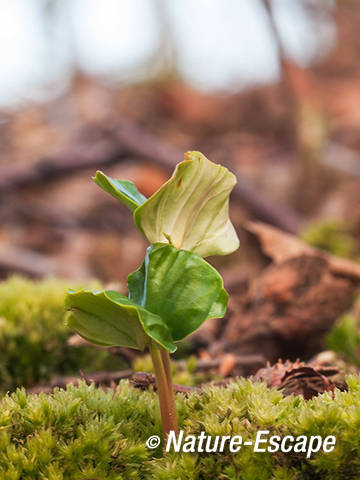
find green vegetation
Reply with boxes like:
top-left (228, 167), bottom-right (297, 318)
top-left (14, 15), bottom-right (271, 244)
top-left (327, 313), bottom-right (360, 365)
top-left (1, 378), bottom-right (360, 479)
top-left (0, 276), bottom-right (126, 391)
top-left (66, 151), bottom-right (240, 436)
top-left (301, 219), bottom-right (358, 259)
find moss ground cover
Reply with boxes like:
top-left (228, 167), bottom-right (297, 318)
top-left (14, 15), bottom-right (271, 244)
top-left (0, 276), bottom-right (126, 391)
top-left (1, 377), bottom-right (360, 479)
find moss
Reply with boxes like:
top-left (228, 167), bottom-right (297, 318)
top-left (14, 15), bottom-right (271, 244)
top-left (0, 276), bottom-right (127, 391)
top-left (301, 219), bottom-right (358, 259)
top-left (0, 378), bottom-right (360, 478)
top-left (326, 313), bottom-right (360, 365)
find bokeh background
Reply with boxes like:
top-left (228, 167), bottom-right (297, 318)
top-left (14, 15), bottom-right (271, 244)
top-left (1, 0), bottom-right (360, 391)
top-left (0, 0), bottom-right (338, 106)
top-left (1, 0), bottom-right (359, 283)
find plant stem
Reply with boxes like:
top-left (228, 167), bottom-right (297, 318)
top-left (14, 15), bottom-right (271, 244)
top-left (149, 340), bottom-right (178, 438)
top-left (161, 348), bottom-right (178, 426)
top-left (160, 349), bottom-right (172, 385)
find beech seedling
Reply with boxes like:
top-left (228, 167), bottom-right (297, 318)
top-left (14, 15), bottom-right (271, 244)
top-left (65, 151), bottom-right (239, 437)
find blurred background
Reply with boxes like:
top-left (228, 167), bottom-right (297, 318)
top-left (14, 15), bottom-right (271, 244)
top-left (1, 0), bottom-right (359, 279)
top-left (0, 0), bottom-right (338, 106)
top-left (1, 0), bottom-right (360, 392)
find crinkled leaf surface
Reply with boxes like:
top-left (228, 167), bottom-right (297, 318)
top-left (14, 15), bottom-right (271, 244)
top-left (133, 151), bottom-right (239, 257)
top-left (65, 289), bottom-right (176, 352)
top-left (93, 171), bottom-right (147, 211)
top-left (128, 243), bottom-right (228, 341)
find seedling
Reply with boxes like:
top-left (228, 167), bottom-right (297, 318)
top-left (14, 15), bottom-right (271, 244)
top-left (65, 151), bottom-right (239, 437)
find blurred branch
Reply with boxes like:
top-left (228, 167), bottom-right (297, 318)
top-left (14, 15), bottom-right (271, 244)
top-left (174, 354), bottom-right (266, 372)
top-left (69, 333), bottom-right (266, 372)
top-left (261, 0), bottom-right (287, 70)
top-left (27, 352), bottom-right (266, 394)
top-left (0, 245), bottom-right (58, 278)
top-left (109, 119), bottom-right (303, 234)
top-left (27, 369), bottom-right (201, 395)
top-left (0, 119), bottom-right (303, 234)
top-left (0, 139), bottom-right (126, 192)
top-left (152, 0), bottom-right (179, 77)
top-left (27, 369), bottom-right (133, 394)
top-left (261, 0), bottom-right (329, 213)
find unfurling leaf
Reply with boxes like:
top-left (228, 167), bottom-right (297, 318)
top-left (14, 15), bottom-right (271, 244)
top-left (128, 243), bottom-right (228, 341)
top-left (65, 289), bottom-right (176, 352)
top-left (93, 171), bottom-right (147, 211)
top-left (133, 151), bottom-right (239, 257)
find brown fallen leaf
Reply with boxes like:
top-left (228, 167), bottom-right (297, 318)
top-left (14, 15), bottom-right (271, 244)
top-left (246, 221), bottom-right (360, 282)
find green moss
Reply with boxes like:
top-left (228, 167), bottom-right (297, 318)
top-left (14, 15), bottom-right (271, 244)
top-left (0, 276), bottom-right (127, 391)
top-left (0, 378), bottom-right (360, 478)
top-left (301, 219), bottom-right (358, 259)
top-left (326, 313), bottom-right (360, 365)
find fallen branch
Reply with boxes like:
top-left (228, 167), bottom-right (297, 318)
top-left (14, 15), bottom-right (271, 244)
top-left (27, 369), bottom-right (133, 394)
top-left (26, 353), bottom-right (266, 394)
top-left (68, 334), bottom-right (265, 372)
top-left (175, 354), bottom-right (265, 372)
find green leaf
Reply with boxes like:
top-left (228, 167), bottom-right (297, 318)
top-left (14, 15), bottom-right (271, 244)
top-left (65, 289), bottom-right (176, 352)
top-left (207, 287), bottom-right (229, 319)
top-left (128, 243), bottom-right (228, 341)
top-left (133, 151), bottom-right (239, 257)
top-left (93, 171), bottom-right (147, 211)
